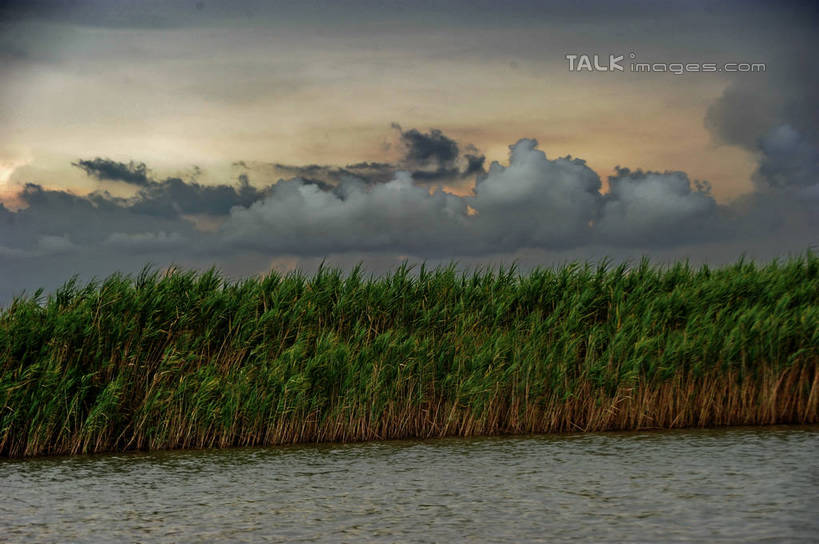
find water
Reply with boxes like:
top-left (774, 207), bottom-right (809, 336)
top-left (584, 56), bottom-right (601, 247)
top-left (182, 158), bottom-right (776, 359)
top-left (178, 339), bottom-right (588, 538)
top-left (2, 426), bottom-right (817, 543)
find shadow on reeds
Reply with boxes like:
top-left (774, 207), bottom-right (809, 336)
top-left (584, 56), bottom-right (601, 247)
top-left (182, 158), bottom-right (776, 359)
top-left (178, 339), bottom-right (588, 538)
top-left (1, 254), bottom-right (817, 457)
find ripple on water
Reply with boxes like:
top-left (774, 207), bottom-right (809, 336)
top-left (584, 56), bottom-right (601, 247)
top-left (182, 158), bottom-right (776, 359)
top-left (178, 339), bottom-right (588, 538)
top-left (2, 425), bottom-right (818, 543)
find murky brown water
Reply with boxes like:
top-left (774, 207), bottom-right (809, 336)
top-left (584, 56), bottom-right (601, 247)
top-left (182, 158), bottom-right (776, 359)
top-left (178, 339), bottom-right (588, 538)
top-left (2, 426), bottom-right (817, 542)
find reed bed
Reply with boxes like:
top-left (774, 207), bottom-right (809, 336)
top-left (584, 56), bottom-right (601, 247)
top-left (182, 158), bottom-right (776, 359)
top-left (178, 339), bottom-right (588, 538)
top-left (1, 254), bottom-right (817, 457)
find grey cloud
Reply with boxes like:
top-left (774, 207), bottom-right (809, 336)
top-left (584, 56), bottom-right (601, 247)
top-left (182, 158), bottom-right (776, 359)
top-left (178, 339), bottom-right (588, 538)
top-left (2, 131), bottom-right (816, 305)
top-left (219, 136), bottom-right (813, 261)
top-left (262, 126), bottom-right (486, 189)
top-left (469, 139), bottom-right (600, 250)
top-left (73, 159), bottom-right (271, 217)
top-left (221, 139), bottom-right (715, 257)
top-left (130, 175), bottom-right (267, 217)
top-left (73, 157), bottom-right (152, 186)
top-left (265, 163), bottom-right (393, 189)
top-left (463, 154), bottom-right (486, 176)
top-left (395, 124), bottom-right (486, 184)
top-left (705, 52), bottom-right (818, 191)
top-left (342, 162), bottom-right (398, 185)
top-left (704, 84), bottom-right (779, 151)
top-left (754, 125), bottom-right (818, 189)
top-left (0, 183), bottom-right (198, 252)
top-left (397, 125), bottom-right (459, 167)
top-left (597, 168), bottom-right (718, 246)
top-left (5, 137), bottom-right (805, 268)
top-left (221, 173), bottom-right (470, 256)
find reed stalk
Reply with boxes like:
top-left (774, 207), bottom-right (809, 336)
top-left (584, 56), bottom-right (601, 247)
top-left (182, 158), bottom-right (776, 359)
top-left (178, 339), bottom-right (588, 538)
top-left (1, 254), bottom-right (817, 457)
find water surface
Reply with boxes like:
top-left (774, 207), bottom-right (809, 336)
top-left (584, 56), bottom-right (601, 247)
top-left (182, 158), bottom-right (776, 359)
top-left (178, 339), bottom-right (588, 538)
top-left (2, 426), bottom-right (818, 542)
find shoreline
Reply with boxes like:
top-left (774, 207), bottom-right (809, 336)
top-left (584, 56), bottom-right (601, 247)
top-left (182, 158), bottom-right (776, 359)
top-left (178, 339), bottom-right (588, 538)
top-left (5, 420), bottom-right (819, 461)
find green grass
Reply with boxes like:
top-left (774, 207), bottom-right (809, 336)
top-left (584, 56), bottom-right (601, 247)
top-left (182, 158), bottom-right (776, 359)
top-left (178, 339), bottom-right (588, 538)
top-left (1, 254), bottom-right (817, 457)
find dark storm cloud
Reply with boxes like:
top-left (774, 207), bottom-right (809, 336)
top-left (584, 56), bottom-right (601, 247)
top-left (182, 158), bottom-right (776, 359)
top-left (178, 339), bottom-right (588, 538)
top-left (463, 154), bottom-right (486, 176)
top-left (221, 139), bottom-right (725, 257)
top-left (468, 140), bottom-right (601, 251)
top-left (73, 158), bottom-right (152, 186)
top-left (754, 126), bottom-right (819, 189)
top-left (698, 29), bottom-right (818, 265)
top-left (393, 124), bottom-right (486, 184)
top-left (263, 161), bottom-right (392, 188)
top-left (71, 126), bottom-right (484, 227)
top-left (129, 175), bottom-right (267, 217)
top-left (396, 125), bottom-right (459, 166)
top-left (265, 163), bottom-right (393, 188)
top-left (0, 183), bottom-right (197, 252)
top-left (341, 162), bottom-right (396, 185)
top-left (705, 41), bottom-right (819, 192)
top-left (597, 168), bottom-right (718, 247)
top-left (260, 126), bottom-right (486, 189)
top-left (73, 158), bottom-right (271, 217)
top-left (7, 128), bottom-right (813, 270)
top-left (4, 137), bottom-right (727, 266)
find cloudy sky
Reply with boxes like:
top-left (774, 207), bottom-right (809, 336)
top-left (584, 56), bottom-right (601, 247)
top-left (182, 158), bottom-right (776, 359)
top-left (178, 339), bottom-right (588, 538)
top-left (0, 0), bottom-right (817, 301)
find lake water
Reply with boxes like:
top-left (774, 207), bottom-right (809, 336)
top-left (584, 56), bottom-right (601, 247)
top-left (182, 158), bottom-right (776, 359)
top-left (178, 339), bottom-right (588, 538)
top-left (2, 426), bottom-right (817, 542)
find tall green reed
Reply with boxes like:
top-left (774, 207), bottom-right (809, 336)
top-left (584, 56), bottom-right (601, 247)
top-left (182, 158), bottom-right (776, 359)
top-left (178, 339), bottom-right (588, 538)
top-left (1, 253), bottom-right (817, 456)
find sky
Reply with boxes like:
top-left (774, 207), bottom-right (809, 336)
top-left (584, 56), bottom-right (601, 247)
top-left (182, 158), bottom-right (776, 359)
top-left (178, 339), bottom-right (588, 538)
top-left (0, 0), bottom-right (817, 302)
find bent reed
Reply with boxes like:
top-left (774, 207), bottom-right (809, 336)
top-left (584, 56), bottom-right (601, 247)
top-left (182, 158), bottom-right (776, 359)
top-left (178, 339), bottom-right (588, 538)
top-left (1, 254), bottom-right (817, 457)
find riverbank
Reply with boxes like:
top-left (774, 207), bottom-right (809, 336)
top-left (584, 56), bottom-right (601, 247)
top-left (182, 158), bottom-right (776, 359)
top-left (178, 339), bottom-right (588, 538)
top-left (1, 255), bottom-right (817, 457)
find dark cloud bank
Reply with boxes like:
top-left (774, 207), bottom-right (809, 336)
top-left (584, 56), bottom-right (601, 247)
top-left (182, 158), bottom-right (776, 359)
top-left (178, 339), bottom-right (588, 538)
top-left (241, 124), bottom-right (486, 191)
top-left (1, 111), bottom-right (817, 302)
